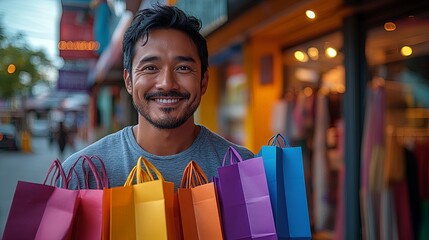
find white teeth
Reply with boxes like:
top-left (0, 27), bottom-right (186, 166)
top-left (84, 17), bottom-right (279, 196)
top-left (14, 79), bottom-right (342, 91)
top-left (155, 98), bottom-right (180, 104)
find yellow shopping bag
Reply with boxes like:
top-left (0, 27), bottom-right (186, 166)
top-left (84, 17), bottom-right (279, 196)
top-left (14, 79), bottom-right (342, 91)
top-left (110, 157), bottom-right (179, 240)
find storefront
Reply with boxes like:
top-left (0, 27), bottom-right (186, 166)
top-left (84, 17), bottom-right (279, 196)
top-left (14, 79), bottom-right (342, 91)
top-left (205, 0), bottom-right (429, 239)
top-left (86, 0), bottom-right (429, 237)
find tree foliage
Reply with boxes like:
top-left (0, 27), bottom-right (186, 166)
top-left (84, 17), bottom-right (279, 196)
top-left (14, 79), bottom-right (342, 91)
top-left (0, 21), bottom-right (53, 99)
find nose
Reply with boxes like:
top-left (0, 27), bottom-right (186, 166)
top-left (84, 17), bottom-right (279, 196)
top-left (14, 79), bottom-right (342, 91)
top-left (155, 68), bottom-right (179, 90)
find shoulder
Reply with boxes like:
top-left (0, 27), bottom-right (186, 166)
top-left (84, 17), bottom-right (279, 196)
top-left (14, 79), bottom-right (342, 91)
top-left (62, 127), bottom-right (133, 168)
top-left (84, 127), bottom-right (131, 149)
top-left (198, 125), bottom-right (255, 159)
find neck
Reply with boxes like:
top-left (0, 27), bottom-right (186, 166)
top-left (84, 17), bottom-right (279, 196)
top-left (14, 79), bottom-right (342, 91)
top-left (132, 118), bottom-right (200, 156)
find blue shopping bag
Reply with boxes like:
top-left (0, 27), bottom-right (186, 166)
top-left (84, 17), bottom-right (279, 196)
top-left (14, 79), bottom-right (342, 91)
top-left (258, 134), bottom-right (311, 240)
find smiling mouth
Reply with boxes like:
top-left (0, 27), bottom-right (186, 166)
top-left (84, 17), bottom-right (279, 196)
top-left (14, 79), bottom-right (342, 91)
top-left (154, 98), bottom-right (181, 104)
top-left (145, 91), bottom-right (190, 104)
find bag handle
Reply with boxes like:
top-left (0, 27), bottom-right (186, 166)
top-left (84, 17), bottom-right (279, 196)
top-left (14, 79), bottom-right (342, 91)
top-left (180, 161), bottom-right (208, 188)
top-left (124, 165), bottom-right (151, 186)
top-left (69, 155), bottom-right (102, 189)
top-left (268, 133), bottom-right (291, 147)
top-left (188, 162), bottom-right (206, 187)
top-left (141, 157), bottom-right (164, 181)
top-left (88, 155), bottom-right (109, 188)
top-left (43, 159), bottom-right (68, 188)
top-left (222, 146), bottom-right (243, 166)
top-left (66, 155), bottom-right (107, 189)
top-left (123, 157), bottom-right (164, 186)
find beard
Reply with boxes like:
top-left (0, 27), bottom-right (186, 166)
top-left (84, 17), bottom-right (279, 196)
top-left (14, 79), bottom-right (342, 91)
top-left (132, 90), bottom-right (200, 129)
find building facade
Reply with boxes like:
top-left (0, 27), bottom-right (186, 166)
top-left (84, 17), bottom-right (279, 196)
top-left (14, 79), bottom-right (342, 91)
top-left (63, 0), bottom-right (429, 239)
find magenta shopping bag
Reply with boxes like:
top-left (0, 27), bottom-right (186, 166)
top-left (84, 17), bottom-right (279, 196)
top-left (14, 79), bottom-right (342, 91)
top-left (3, 159), bottom-right (79, 240)
top-left (217, 146), bottom-right (277, 240)
top-left (67, 155), bottom-right (109, 240)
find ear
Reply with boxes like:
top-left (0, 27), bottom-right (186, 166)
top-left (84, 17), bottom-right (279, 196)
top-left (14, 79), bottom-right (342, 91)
top-left (201, 70), bottom-right (209, 95)
top-left (123, 69), bottom-right (132, 94)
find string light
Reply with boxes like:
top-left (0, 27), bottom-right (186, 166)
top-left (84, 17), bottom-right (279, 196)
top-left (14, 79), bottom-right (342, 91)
top-left (400, 46), bottom-right (412, 56)
top-left (294, 50), bottom-right (309, 62)
top-left (305, 10), bottom-right (316, 19)
top-left (307, 47), bottom-right (319, 60)
top-left (384, 22), bottom-right (396, 31)
top-left (7, 64), bottom-right (16, 74)
top-left (325, 47), bottom-right (337, 58)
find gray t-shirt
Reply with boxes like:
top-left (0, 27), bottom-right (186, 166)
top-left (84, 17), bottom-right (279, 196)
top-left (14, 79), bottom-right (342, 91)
top-left (62, 125), bottom-right (255, 189)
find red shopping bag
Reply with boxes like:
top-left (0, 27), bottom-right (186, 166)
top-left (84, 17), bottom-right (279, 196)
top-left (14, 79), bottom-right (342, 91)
top-left (67, 155), bottom-right (109, 240)
top-left (177, 160), bottom-right (223, 240)
top-left (3, 159), bottom-right (79, 240)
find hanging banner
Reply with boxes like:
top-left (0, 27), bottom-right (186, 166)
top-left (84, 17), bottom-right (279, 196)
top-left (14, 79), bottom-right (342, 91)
top-left (59, 10), bottom-right (99, 60)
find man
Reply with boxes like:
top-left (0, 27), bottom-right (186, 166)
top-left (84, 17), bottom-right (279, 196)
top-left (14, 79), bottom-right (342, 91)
top-left (62, 4), bottom-right (254, 189)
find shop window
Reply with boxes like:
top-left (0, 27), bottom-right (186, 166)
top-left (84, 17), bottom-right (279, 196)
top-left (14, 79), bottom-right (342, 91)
top-left (279, 31), bottom-right (345, 236)
top-left (219, 60), bottom-right (248, 145)
top-left (363, 12), bottom-right (429, 240)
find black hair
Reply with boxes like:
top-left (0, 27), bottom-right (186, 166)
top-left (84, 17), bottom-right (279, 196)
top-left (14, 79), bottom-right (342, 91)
top-left (122, 4), bottom-right (208, 79)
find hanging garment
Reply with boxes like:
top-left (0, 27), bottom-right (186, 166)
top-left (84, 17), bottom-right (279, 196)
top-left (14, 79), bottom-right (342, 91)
top-left (393, 180), bottom-right (415, 240)
top-left (414, 142), bottom-right (429, 199)
top-left (271, 98), bottom-right (287, 135)
top-left (384, 127), bottom-right (406, 185)
top-left (312, 92), bottom-right (330, 231)
top-left (360, 86), bottom-right (386, 240)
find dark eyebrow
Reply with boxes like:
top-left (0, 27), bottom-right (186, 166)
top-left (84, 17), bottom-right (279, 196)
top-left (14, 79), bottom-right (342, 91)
top-left (136, 55), bottom-right (196, 66)
top-left (175, 56), bottom-right (196, 63)
top-left (138, 56), bottom-right (159, 64)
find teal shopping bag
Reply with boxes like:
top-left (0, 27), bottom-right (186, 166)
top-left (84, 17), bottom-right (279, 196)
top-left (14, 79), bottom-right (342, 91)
top-left (258, 134), bottom-right (311, 240)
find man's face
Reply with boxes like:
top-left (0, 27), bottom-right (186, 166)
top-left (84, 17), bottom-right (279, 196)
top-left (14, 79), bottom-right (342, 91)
top-left (124, 28), bottom-right (208, 129)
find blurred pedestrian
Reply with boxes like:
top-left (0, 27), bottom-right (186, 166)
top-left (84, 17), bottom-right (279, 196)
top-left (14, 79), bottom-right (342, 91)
top-left (55, 121), bottom-right (68, 159)
top-left (48, 125), bottom-right (55, 147)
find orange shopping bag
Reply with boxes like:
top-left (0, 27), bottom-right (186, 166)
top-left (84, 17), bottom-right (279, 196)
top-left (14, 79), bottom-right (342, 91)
top-left (110, 156), bottom-right (179, 239)
top-left (177, 160), bottom-right (223, 240)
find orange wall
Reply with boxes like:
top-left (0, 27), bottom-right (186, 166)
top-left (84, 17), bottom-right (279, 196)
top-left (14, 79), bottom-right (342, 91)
top-left (245, 37), bottom-right (283, 153)
top-left (197, 67), bottom-right (219, 133)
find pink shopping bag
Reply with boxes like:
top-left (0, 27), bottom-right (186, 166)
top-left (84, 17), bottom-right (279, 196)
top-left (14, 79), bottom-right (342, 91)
top-left (3, 159), bottom-right (79, 240)
top-left (67, 155), bottom-right (109, 240)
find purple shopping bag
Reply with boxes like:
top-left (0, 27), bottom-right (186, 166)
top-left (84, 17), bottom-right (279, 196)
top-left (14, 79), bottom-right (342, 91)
top-left (3, 159), bottom-right (79, 240)
top-left (217, 146), bottom-right (277, 240)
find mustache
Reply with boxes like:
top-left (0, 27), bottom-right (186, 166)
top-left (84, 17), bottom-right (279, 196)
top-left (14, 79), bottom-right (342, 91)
top-left (144, 91), bottom-right (190, 100)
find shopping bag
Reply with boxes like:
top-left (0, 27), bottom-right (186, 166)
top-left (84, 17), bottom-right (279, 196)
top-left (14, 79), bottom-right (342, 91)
top-left (258, 134), bottom-right (311, 239)
top-left (217, 146), bottom-right (277, 240)
top-left (109, 163), bottom-right (148, 240)
top-left (3, 159), bottom-right (79, 240)
top-left (177, 160), bottom-right (223, 240)
top-left (110, 156), bottom-right (178, 239)
top-left (67, 155), bottom-right (109, 240)
top-left (257, 134), bottom-right (288, 238)
top-left (102, 187), bottom-right (111, 240)
top-left (109, 178), bottom-right (135, 240)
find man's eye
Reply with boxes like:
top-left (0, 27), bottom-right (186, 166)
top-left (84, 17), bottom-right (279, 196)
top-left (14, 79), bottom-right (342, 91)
top-left (177, 66), bottom-right (192, 72)
top-left (143, 66), bottom-right (157, 71)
